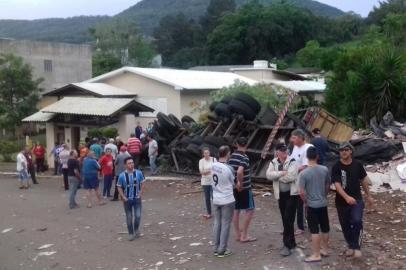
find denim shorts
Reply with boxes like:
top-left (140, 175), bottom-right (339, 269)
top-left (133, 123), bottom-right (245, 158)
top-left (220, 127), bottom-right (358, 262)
top-left (18, 170), bottom-right (28, 182)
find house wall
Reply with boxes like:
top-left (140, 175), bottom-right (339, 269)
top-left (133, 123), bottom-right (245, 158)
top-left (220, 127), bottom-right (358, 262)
top-left (180, 91), bottom-right (213, 120)
top-left (232, 69), bottom-right (289, 82)
top-left (102, 72), bottom-right (182, 118)
top-left (0, 39), bottom-right (92, 93)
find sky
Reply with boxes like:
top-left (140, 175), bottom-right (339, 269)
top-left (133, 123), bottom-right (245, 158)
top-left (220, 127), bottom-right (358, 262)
top-left (0, 0), bottom-right (383, 20)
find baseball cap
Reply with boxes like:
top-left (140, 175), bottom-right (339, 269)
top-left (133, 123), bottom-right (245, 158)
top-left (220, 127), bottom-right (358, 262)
top-left (275, 143), bottom-right (288, 152)
top-left (338, 142), bottom-right (354, 151)
top-left (312, 128), bottom-right (321, 135)
top-left (237, 137), bottom-right (248, 147)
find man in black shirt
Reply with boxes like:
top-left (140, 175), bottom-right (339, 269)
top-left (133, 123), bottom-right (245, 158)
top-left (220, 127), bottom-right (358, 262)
top-left (310, 128), bottom-right (329, 165)
top-left (332, 142), bottom-right (373, 258)
top-left (67, 150), bottom-right (82, 209)
top-left (228, 137), bottom-right (256, 243)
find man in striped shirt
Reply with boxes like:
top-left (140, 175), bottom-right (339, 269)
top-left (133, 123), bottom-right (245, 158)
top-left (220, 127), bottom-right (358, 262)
top-left (228, 137), bottom-right (256, 243)
top-left (117, 156), bottom-right (145, 241)
top-left (127, 133), bottom-right (143, 168)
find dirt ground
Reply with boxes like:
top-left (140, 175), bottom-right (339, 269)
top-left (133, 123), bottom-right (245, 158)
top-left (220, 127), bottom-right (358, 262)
top-left (0, 167), bottom-right (405, 270)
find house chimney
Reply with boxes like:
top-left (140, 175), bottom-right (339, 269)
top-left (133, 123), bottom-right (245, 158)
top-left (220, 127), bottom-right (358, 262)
top-left (253, 60), bottom-right (269, 68)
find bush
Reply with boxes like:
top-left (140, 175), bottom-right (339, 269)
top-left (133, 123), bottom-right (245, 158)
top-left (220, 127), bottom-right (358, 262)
top-left (102, 127), bottom-right (118, 139)
top-left (88, 128), bottom-right (102, 139)
top-left (0, 141), bottom-right (20, 162)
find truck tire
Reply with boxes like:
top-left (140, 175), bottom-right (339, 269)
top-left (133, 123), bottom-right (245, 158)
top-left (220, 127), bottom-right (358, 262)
top-left (203, 135), bottom-right (227, 147)
top-left (220, 95), bottom-right (233, 104)
top-left (209, 101), bottom-right (219, 112)
top-left (157, 112), bottom-right (177, 132)
top-left (168, 114), bottom-right (182, 129)
top-left (234, 92), bottom-right (261, 114)
top-left (214, 103), bottom-right (230, 117)
top-left (181, 115), bottom-right (195, 124)
top-left (229, 99), bottom-right (256, 121)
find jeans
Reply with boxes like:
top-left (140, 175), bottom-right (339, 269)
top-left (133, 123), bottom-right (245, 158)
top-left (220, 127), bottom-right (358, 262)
top-left (124, 198), bottom-right (142, 235)
top-left (36, 157), bottom-right (44, 173)
top-left (296, 196), bottom-right (305, 230)
top-left (337, 201), bottom-right (364, 250)
top-left (131, 153), bottom-right (141, 169)
top-left (28, 166), bottom-right (38, 184)
top-left (112, 175), bottom-right (119, 200)
top-left (149, 155), bottom-right (158, 174)
top-left (62, 168), bottom-right (69, 190)
top-left (68, 176), bottom-right (80, 209)
top-left (103, 175), bottom-right (113, 197)
top-left (213, 202), bottom-right (235, 253)
top-left (203, 185), bottom-right (212, 215)
top-left (279, 192), bottom-right (298, 249)
top-left (53, 160), bottom-right (59, 175)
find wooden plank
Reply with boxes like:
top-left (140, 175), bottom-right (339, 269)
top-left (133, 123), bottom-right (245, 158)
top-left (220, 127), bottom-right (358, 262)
top-left (171, 149), bottom-right (180, 172)
top-left (224, 118), bottom-right (238, 137)
top-left (210, 121), bottom-right (223, 136)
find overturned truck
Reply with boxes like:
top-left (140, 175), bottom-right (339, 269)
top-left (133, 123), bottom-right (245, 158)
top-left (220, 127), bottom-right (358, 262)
top-left (152, 90), bottom-right (373, 182)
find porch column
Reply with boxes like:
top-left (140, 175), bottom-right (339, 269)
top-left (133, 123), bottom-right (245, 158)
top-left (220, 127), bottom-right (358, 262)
top-left (118, 114), bottom-right (136, 142)
top-left (46, 122), bottom-right (56, 169)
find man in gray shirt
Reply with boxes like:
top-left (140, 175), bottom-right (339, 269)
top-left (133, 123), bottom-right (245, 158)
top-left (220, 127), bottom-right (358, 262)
top-left (111, 146), bottom-right (131, 201)
top-left (299, 146), bottom-right (330, 263)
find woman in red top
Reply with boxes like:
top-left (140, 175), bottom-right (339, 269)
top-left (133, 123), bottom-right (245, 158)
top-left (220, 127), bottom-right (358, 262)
top-left (33, 142), bottom-right (46, 174)
top-left (98, 148), bottom-right (114, 198)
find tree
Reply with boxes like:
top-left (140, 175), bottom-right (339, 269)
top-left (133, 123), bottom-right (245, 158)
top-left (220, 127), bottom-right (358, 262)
top-left (153, 13), bottom-right (205, 68)
top-left (0, 54), bottom-right (43, 133)
top-left (367, 0), bottom-right (406, 25)
top-left (92, 51), bottom-right (122, 77)
top-left (207, 3), bottom-right (322, 64)
top-left (200, 0), bottom-right (236, 34)
top-left (91, 18), bottom-right (156, 76)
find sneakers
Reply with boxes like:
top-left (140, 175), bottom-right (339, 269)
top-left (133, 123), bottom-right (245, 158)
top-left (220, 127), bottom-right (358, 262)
top-left (216, 250), bottom-right (232, 258)
top-left (280, 246), bottom-right (292, 257)
top-left (128, 234), bottom-right (135, 241)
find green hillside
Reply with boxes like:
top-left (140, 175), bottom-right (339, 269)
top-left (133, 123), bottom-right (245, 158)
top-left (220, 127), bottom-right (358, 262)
top-left (118, 0), bottom-right (345, 34)
top-left (0, 0), bottom-right (345, 43)
top-left (0, 16), bottom-right (110, 44)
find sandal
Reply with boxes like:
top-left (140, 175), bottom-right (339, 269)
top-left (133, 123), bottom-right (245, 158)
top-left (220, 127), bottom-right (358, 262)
top-left (304, 256), bottom-right (321, 263)
top-left (240, 237), bottom-right (257, 243)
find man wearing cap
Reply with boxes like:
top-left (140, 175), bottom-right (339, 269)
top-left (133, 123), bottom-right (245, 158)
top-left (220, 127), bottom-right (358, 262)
top-left (266, 143), bottom-right (299, 256)
top-left (289, 129), bottom-right (313, 235)
top-left (112, 146), bottom-right (131, 201)
top-left (228, 137), bottom-right (256, 243)
top-left (332, 142), bottom-right (373, 258)
top-left (310, 128), bottom-right (329, 165)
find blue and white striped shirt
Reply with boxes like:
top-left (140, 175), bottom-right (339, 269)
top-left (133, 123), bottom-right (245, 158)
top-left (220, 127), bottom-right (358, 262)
top-left (117, 170), bottom-right (145, 200)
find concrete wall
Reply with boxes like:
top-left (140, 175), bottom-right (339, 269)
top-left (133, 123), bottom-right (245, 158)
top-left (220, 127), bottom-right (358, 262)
top-left (0, 39), bottom-right (92, 93)
top-left (180, 91), bottom-right (212, 120)
top-left (102, 72), bottom-right (182, 117)
top-left (232, 69), bottom-right (289, 82)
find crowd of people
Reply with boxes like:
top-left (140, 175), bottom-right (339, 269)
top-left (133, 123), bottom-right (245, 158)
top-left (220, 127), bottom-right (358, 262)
top-left (198, 129), bottom-right (373, 261)
top-left (14, 125), bottom-right (374, 263)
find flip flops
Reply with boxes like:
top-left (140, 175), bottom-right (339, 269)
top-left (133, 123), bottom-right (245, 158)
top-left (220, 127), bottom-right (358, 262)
top-left (304, 256), bottom-right (322, 263)
top-left (240, 237), bottom-right (257, 243)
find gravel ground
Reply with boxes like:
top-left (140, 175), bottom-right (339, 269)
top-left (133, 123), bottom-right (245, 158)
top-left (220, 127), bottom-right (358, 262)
top-left (0, 169), bottom-right (404, 270)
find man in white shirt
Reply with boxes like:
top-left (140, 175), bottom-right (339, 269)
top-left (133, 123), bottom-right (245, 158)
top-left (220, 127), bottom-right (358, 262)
top-left (16, 149), bottom-right (29, 189)
top-left (104, 138), bottom-right (118, 160)
top-left (289, 129), bottom-right (313, 235)
top-left (211, 145), bottom-right (235, 258)
top-left (147, 134), bottom-right (159, 175)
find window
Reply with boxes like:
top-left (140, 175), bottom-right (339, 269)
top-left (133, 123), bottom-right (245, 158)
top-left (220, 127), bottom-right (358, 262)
top-left (137, 97), bottom-right (168, 117)
top-left (44, 59), bottom-right (52, 72)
